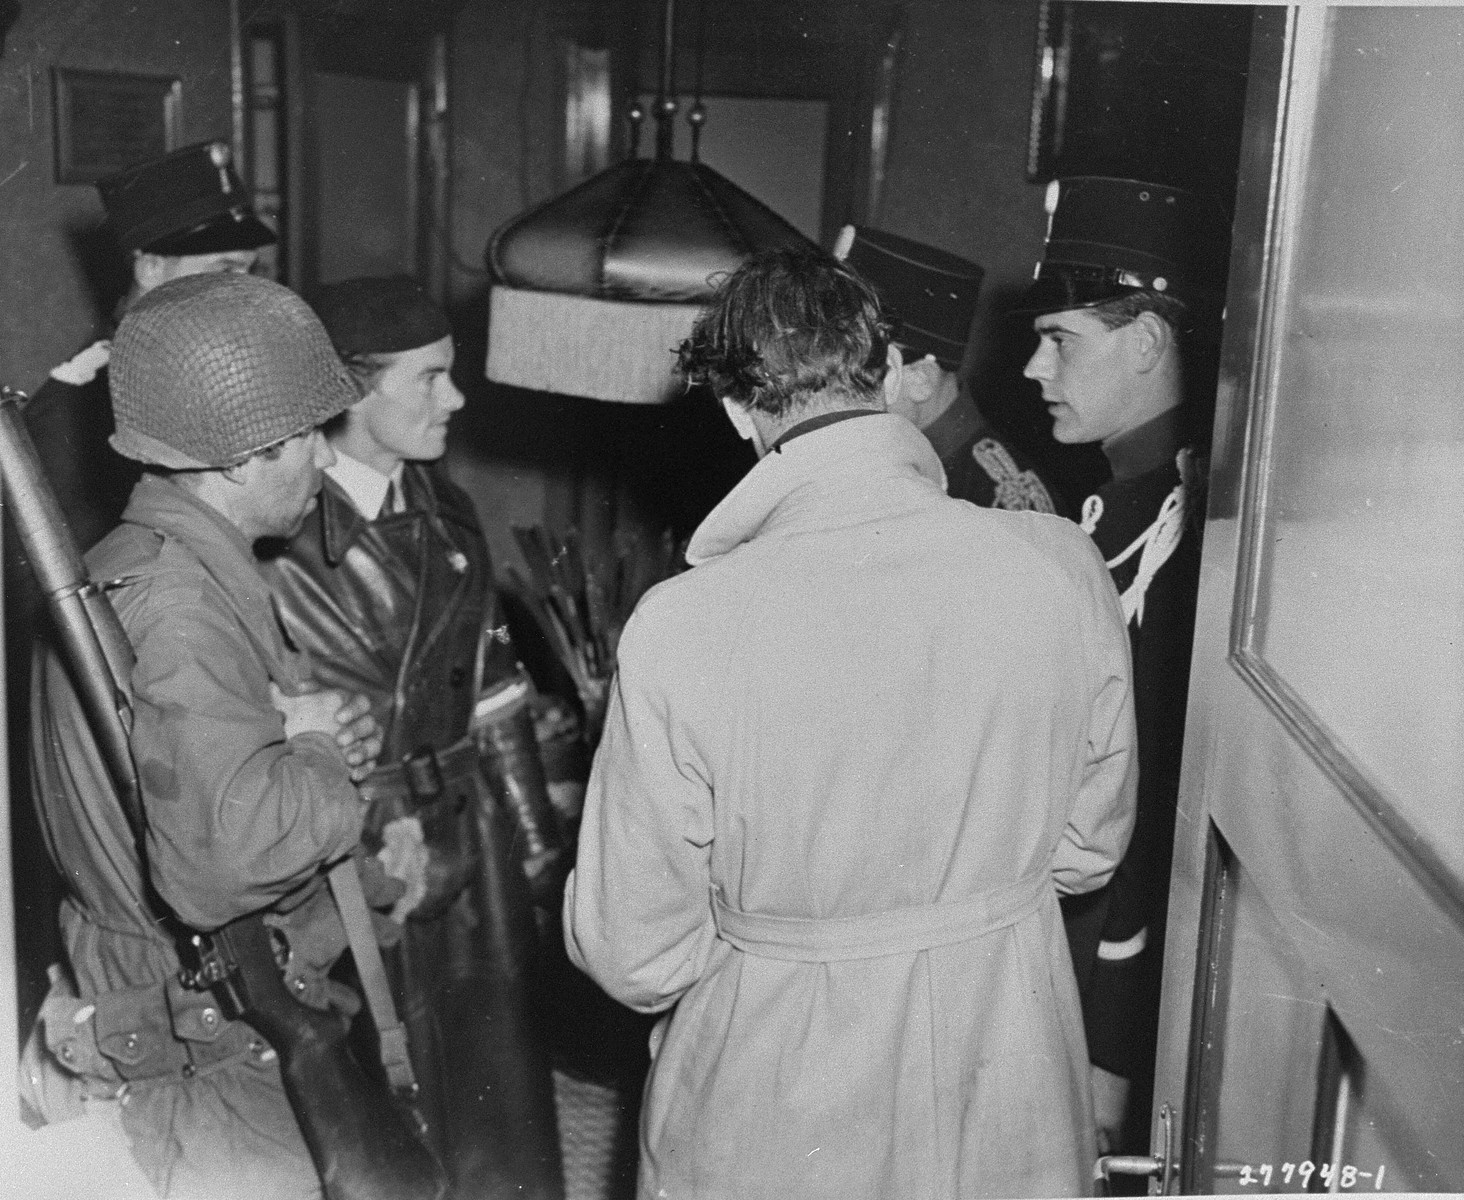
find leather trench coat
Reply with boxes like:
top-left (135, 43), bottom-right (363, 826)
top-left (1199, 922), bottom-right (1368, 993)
top-left (263, 464), bottom-right (564, 1200)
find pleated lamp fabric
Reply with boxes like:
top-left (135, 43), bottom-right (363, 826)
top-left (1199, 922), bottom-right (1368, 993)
top-left (485, 158), bottom-right (815, 404)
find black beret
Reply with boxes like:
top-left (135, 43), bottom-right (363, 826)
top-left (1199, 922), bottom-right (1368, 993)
top-left (308, 275), bottom-right (452, 357)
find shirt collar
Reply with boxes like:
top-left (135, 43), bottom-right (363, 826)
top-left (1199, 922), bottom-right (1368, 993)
top-left (326, 450), bottom-right (403, 519)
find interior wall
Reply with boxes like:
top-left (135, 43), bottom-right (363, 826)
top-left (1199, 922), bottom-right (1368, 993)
top-left (879, 0), bottom-right (1048, 366)
top-left (0, 0), bottom-right (236, 1038)
top-left (0, 0), bottom-right (235, 393)
top-left (875, 0), bottom-right (1106, 495)
top-left (443, 0), bottom-right (577, 577)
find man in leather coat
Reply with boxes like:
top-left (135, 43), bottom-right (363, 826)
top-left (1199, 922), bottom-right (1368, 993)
top-left (262, 275), bottom-right (565, 1200)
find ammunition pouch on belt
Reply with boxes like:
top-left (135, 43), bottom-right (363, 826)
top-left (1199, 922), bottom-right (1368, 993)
top-left (39, 971), bottom-right (260, 1092)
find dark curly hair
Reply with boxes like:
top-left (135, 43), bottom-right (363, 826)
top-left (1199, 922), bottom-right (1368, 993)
top-left (677, 248), bottom-right (897, 417)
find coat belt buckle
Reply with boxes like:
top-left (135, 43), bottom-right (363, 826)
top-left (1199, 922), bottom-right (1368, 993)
top-left (404, 746), bottom-right (445, 804)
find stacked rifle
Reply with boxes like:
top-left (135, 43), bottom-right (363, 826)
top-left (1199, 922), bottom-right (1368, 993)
top-left (509, 524), bottom-right (684, 745)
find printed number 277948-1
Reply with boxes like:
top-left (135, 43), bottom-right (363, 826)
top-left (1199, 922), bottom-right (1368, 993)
top-left (1237, 1161), bottom-right (1385, 1190)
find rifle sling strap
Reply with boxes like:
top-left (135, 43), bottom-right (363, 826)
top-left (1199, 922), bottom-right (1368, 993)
top-left (327, 860), bottom-right (418, 1096)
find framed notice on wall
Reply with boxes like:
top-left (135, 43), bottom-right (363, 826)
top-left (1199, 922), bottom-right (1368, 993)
top-left (53, 68), bottom-right (180, 184)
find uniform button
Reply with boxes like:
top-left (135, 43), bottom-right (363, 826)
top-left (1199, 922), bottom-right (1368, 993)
top-left (291, 977), bottom-right (308, 995)
top-left (58, 1044), bottom-right (74, 1063)
top-left (200, 1007), bottom-right (218, 1028)
top-left (122, 1034), bottom-right (139, 1053)
top-left (181, 1063), bottom-right (196, 1078)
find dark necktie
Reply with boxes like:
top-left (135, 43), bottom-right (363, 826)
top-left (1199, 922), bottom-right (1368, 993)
top-left (382, 477), bottom-right (404, 517)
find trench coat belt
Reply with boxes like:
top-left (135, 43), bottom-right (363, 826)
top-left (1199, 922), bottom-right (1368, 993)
top-left (711, 870), bottom-right (1051, 963)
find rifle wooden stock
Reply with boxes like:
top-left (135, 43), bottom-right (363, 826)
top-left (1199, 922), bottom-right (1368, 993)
top-left (212, 916), bottom-right (445, 1200)
top-left (0, 392), bottom-right (142, 828)
top-left (0, 390), bottom-right (446, 1200)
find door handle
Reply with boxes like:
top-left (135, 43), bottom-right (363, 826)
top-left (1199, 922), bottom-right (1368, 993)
top-left (1093, 1103), bottom-right (1178, 1194)
top-left (1094, 1103), bottom-right (1249, 1194)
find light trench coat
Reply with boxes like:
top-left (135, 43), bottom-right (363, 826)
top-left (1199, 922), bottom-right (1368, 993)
top-left (566, 414), bottom-right (1137, 1200)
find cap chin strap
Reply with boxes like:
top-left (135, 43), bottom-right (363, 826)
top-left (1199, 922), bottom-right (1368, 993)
top-left (1036, 261), bottom-right (1173, 294)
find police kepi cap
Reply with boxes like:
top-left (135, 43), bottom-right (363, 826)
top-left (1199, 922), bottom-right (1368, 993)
top-left (97, 140), bottom-right (277, 256)
top-left (308, 275), bottom-right (452, 358)
top-left (110, 273), bottom-right (356, 470)
top-left (1017, 176), bottom-right (1230, 316)
top-left (833, 225), bottom-right (984, 371)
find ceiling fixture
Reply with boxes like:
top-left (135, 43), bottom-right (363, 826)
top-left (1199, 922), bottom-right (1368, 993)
top-left (485, 0), bottom-right (815, 404)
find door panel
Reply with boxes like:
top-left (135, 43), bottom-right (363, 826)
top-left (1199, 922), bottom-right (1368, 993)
top-left (1204, 839), bottom-right (1328, 1191)
top-left (315, 71), bottom-right (417, 281)
top-left (260, 12), bottom-right (447, 297)
top-left (1156, 6), bottom-right (1464, 1193)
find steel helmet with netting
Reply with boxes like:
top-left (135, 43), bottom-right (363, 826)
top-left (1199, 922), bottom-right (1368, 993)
top-left (110, 272), bottom-right (356, 469)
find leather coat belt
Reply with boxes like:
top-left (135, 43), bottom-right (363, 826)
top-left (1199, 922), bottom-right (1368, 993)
top-left (358, 733), bottom-right (480, 808)
top-left (711, 871), bottom-right (1051, 963)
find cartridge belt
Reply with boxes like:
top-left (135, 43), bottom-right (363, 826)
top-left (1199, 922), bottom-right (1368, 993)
top-left (44, 974), bottom-right (259, 1087)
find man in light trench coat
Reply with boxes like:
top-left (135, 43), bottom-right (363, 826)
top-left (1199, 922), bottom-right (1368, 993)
top-left (565, 247), bottom-right (1139, 1199)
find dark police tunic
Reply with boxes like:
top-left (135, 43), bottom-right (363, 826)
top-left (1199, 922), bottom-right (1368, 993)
top-left (1066, 408), bottom-right (1203, 1081)
top-left (22, 341), bottom-right (139, 553)
top-left (919, 391), bottom-right (1066, 517)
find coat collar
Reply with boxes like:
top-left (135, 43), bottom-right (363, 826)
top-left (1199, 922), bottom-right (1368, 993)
top-left (686, 413), bottom-right (947, 567)
top-left (122, 473), bottom-right (261, 589)
top-left (316, 463), bottom-right (478, 566)
top-left (118, 474), bottom-right (287, 666)
top-left (320, 473), bottom-right (370, 565)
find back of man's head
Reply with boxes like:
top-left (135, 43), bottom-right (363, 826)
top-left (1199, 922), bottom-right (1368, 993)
top-left (678, 248), bottom-right (894, 417)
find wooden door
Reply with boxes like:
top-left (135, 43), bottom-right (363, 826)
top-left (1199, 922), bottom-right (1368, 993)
top-left (275, 13), bottom-right (448, 296)
top-left (1151, 7), bottom-right (1464, 1193)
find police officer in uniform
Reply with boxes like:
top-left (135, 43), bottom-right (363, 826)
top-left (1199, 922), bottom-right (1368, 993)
top-left (1018, 176), bottom-right (1230, 1153)
top-left (25, 139), bottom-right (275, 551)
top-left (835, 224), bottom-right (1066, 516)
top-left (262, 276), bottom-right (566, 1200)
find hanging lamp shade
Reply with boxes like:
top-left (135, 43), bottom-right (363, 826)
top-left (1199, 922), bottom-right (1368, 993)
top-left (485, 157), bottom-right (815, 404)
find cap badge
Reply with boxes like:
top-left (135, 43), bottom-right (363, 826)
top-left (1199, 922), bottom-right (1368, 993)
top-left (208, 142), bottom-right (234, 194)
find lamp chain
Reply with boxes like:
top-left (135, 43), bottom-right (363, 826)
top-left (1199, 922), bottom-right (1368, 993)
top-left (688, 0), bottom-right (707, 162)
